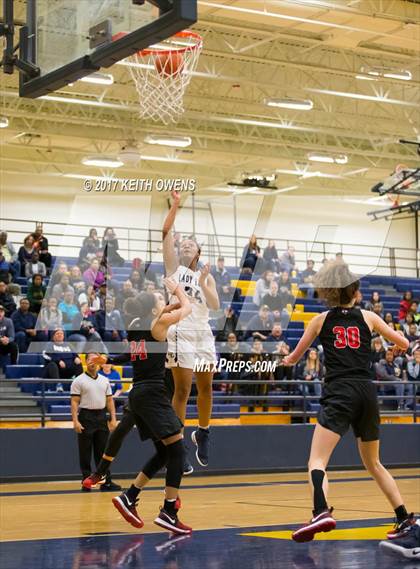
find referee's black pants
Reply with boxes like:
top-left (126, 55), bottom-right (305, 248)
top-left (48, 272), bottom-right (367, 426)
top-left (77, 408), bottom-right (111, 482)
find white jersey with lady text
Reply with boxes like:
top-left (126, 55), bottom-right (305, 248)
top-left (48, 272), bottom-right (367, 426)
top-left (168, 265), bottom-right (210, 330)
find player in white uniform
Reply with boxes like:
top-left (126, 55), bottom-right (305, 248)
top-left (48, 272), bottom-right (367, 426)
top-left (162, 191), bottom-right (220, 474)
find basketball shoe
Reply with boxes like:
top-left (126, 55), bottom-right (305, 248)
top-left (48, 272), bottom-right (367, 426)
top-left (112, 493), bottom-right (144, 528)
top-left (292, 508), bottom-right (336, 542)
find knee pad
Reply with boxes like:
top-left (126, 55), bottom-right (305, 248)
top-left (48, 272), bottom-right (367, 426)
top-left (165, 439), bottom-right (184, 489)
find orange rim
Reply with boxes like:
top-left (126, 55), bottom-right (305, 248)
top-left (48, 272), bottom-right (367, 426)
top-left (112, 30), bottom-right (203, 57)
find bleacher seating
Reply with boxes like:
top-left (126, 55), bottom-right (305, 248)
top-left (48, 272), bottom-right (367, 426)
top-left (2, 255), bottom-right (419, 422)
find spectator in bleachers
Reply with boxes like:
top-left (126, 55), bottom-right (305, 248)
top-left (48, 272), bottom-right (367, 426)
top-left (96, 283), bottom-right (110, 311)
top-left (77, 285), bottom-right (100, 313)
top-left (83, 228), bottom-right (101, 249)
top-left (370, 336), bottom-right (386, 366)
top-left (0, 305), bottom-right (18, 372)
top-left (0, 251), bottom-right (12, 284)
top-left (83, 258), bottom-right (105, 289)
top-left (24, 251), bottom-right (47, 279)
top-left (265, 323), bottom-right (283, 350)
top-left (262, 281), bottom-right (292, 328)
top-left (409, 301), bottom-right (420, 324)
top-left (245, 304), bottom-right (274, 341)
top-left (102, 227), bottom-right (125, 267)
top-left (0, 281), bottom-right (16, 317)
top-left (263, 240), bottom-right (280, 273)
top-left (18, 235), bottom-right (35, 277)
top-left (69, 265), bottom-right (85, 289)
top-left (58, 290), bottom-right (80, 331)
top-left (211, 257), bottom-right (239, 302)
top-left (272, 341), bottom-right (294, 383)
top-left (69, 302), bottom-right (106, 352)
top-left (240, 339), bottom-right (272, 411)
top-left (38, 296), bottom-right (63, 332)
top-left (7, 283), bottom-right (22, 307)
top-left (42, 328), bottom-right (83, 392)
top-left (241, 234), bottom-right (262, 274)
top-left (219, 332), bottom-right (248, 395)
top-left (365, 291), bottom-right (383, 313)
top-left (407, 349), bottom-right (420, 383)
top-left (78, 237), bottom-right (100, 271)
top-left (278, 270), bottom-right (292, 291)
top-left (279, 246), bottom-right (296, 274)
top-left (402, 313), bottom-right (418, 336)
top-left (215, 306), bottom-right (238, 342)
top-left (384, 312), bottom-right (394, 326)
top-left (405, 323), bottom-right (419, 344)
top-left (100, 362), bottom-right (123, 399)
top-left (95, 297), bottom-right (127, 344)
top-left (26, 274), bottom-right (46, 314)
top-left (128, 269), bottom-right (143, 292)
top-left (398, 291), bottom-right (413, 323)
top-left (253, 270), bottom-right (274, 306)
top-left (31, 225), bottom-right (52, 273)
top-left (49, 261), bottom-right (69, 288)
top-left (116, 280), bottom-right (136, 312)
top-left (144, 281), bottom-right (156, 294)
top-left (11, 298), bottom-right (47, 353)
top-left (299, 259), bottom-right (317, 299)
top-left (372, 302), bottom-right (384, 319)
top-left (375, 348), bottom-right (407, 410)
top-left (0, 232), bottom-right (20, 282)
top-left (295, 348), bottom-right (323, 398)
top-left (52, 274), bottom-right (74, 302)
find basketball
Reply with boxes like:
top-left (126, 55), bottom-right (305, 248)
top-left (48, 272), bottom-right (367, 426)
top-left (154, 51), bottom-right (184, 77)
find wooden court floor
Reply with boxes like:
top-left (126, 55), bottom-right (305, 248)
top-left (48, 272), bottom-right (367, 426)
top-left (0, 469), bottom-right (419, 569)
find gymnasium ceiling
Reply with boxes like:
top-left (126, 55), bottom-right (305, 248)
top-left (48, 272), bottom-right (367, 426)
top-left (1, 0), bottom-right (419, 204)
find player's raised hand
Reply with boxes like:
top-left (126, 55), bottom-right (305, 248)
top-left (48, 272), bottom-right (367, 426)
top-left (171, 190), bottom-right (181, 205)
top-left (199, 263), bottom-right (211, 286)
top-left (163, 276), bottom-right (179, 295)
top-left (282, 354), bottom-right (297, 367)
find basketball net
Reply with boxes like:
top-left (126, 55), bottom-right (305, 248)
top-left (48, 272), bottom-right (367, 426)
top-left (125, 31), bottom-right (202, 124)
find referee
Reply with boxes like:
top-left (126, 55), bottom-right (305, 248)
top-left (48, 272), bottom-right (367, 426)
top-left (71, 352), bottom-right (121, 492)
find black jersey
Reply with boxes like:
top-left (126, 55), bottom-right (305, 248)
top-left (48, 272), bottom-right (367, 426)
top-left (319, 307), bottom-right (372, 382)
top-left (108, 318), bottom-right (166, 384)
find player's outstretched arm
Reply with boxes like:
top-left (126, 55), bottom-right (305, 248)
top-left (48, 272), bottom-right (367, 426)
top-left (152, 277), bottom-right (192, 341)
top-left (162, 190), bottom-right (180, 276)
top-left (199, 263), bottom-right (220, 310)
top-left (363, 310), bottom-right (409, 351)
top-left (283, 312), bottom-right (327, 365)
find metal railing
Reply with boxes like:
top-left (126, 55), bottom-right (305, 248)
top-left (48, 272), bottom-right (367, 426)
top-left (1, 217), bottom-right (419, 277)
top-left (0, 379), bottom-right (418, 426)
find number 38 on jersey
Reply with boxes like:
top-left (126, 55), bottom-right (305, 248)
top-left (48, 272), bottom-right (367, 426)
top-left (333, 326), bottom-right (361, 349)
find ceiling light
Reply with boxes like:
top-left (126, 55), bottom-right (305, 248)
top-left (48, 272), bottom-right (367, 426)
top-left (355, 74), bottom-right (378, 81)
top-left (80, 72), bottom-right (114, 85)
top-left (0, 117), bottom-right (9, 128)
top-left (144, 135), bottom-right (192, 148)
top-left (81, 156), bottom-right (124, 168)
top-left (360, 66), bottom-right (412, 81)
top-left (265, 98), bottom-right (313, 111)
top-left (119, 144), bottom-right (141, 165)
top-left (305, 88), bottom-right (417, 107)
top-left (308, 153), bottom-right (348, 165)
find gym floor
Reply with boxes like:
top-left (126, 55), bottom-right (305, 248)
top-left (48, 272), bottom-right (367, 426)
top-left (0, 468), bottom-right (418, 569)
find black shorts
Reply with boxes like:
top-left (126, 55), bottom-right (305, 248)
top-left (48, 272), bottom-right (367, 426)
top-left (317, 380), bottom-right (380, 442)
top-left (128, 382), bottom-right (183, 442)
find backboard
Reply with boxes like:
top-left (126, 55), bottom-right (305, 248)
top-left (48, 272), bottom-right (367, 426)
top-left (19, 0), bottom-right (197, 98)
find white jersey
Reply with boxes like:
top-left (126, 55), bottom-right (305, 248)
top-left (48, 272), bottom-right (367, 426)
top-left (168, 265), bottom-right (210, 330)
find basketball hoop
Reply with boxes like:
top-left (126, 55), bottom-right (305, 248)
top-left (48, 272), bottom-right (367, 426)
top-left (115, 30), bottom-right (202, 124)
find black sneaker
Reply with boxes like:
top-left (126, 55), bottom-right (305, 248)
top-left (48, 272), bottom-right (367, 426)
top-left (191, 428), bottom-right (209, 467)
top-left (154, 508), bottom-right (192, 535)
top-left (101, 481), bottom-right (122, 492)
top-left (387, 513), bottom-right (417, 539)
top-left (112, 493), bottom-right (144, 529)
top-left (183, 441), bottom-right (194, 475)
top-left (380, 522), bottom-right (420, 559)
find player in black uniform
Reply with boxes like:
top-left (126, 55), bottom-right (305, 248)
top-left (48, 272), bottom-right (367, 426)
top-left (90, 278), bottom-right (192, 535)
top-left (282, 260), bottom-right (414, 543)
